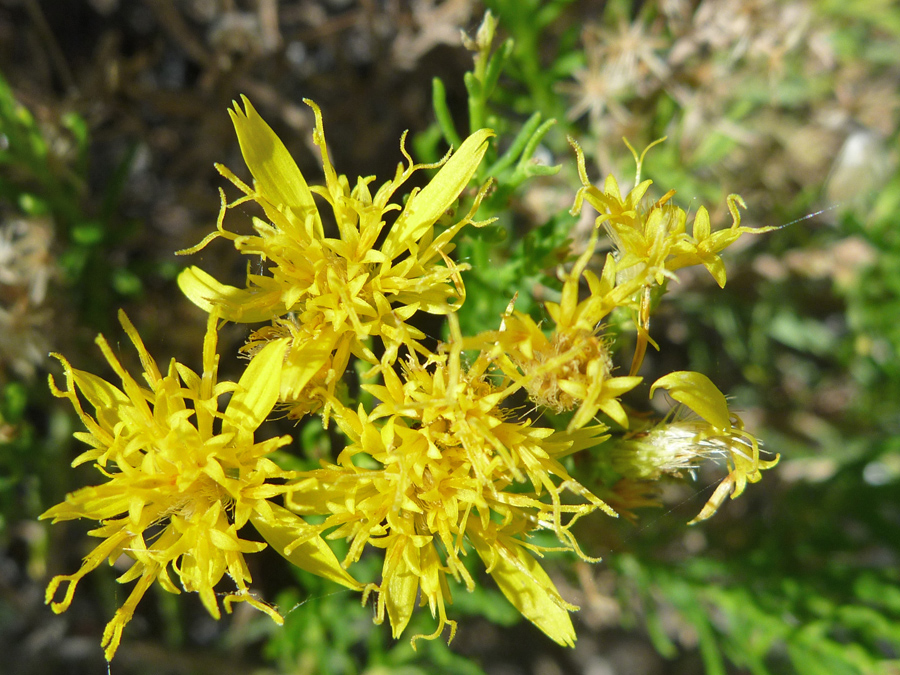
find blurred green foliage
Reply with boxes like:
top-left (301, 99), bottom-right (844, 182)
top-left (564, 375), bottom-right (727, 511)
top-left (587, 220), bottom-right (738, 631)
top-left (0, 73), bottom-right (144, 330)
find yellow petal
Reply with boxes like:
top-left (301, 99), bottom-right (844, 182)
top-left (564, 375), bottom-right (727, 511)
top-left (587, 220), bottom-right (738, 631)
top-left (651, 371), bottom-right (731, 431)
top-left (101, 572), bottom-right (156, 660)
top-left (469, 528), bottom-right (577, 647)
top-left (383, 128), bottom-right (493, 258)
top-left (692, 206), bottom-right (711, 241)
top-left (177, 266), bottom-right (279, 323)
top-left (117, 310), bottom-right (162, 385)
top-left (223, 338), bottom-right (288, 436)
top-left (281, 334), bottom-right (336, 400)
top-left (70, 369), bottom-right (129, 423)
top-left (229, 96), bottom-right (320, 226)
top-left (250, 502), bottom-right (361, 590)
top-left (382, 538), bottom-right (420, 638)
top-left (701, 254), bottom-right (728, 288)
top-left (688, 474), bottom-right (736, 524)
top-left (596, 398), bottom-right (630, 430)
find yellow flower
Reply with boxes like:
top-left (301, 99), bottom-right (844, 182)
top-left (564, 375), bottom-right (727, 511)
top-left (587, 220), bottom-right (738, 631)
top-left (569, 137), bottom-right (775, 374)
top-left (570, 138), bottom-right (742, 287)
top-left (609, 370), bottom-right (779, 524)
top-left (41, 310), bottom-right (357, 660)
top-left (285, 318), bottom-right (614, 648)
top-left (177, 97), bottom-right (493, 418)
top-left (468, 231), bottom-right (642, 431)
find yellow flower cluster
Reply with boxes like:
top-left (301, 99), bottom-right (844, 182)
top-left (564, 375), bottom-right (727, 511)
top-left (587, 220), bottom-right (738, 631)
top-left (178, 97), bottom-right (494, 422)
top-left (42, 310), bottom-right (358, 660)
top-left (570, 137), bottom-right (778, 375)
top-left (287, 319), bottom-right (614, 647)
top-left (42, 97), bottom-right (778, 659)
